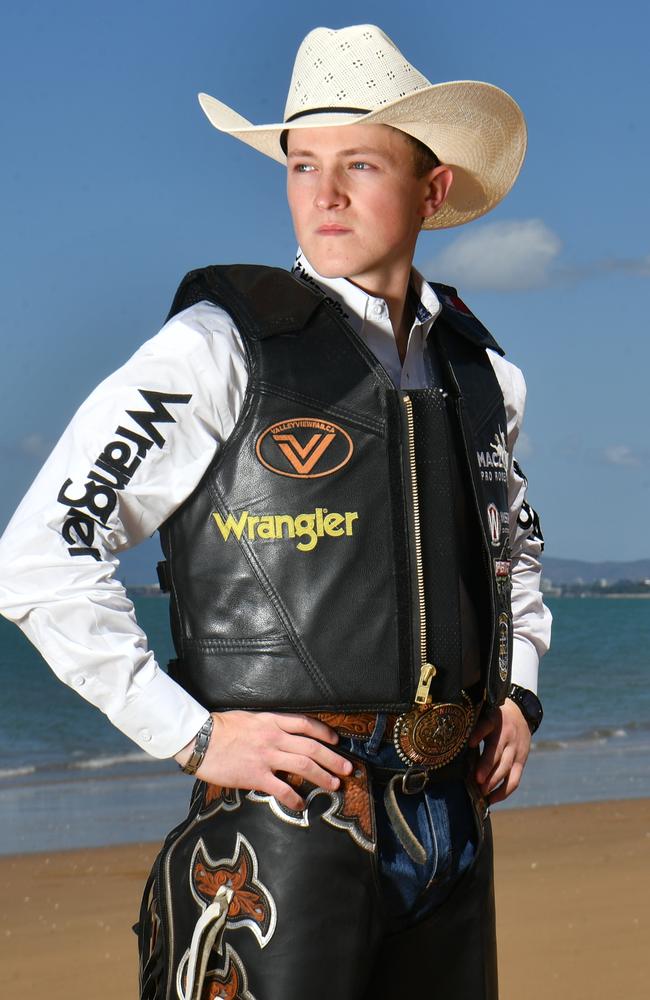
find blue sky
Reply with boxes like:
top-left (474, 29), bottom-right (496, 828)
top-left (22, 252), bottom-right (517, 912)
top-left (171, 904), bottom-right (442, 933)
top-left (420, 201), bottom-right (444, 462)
top-left (1, 0), bottom-right (648, 580)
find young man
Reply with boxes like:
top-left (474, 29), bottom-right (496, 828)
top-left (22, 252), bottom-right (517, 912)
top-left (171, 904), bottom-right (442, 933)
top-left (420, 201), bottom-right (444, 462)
top-left (0, 24), bottom-right (550, 1000)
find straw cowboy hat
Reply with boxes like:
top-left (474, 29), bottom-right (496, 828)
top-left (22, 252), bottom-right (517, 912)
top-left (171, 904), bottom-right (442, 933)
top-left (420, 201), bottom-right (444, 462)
top-left (198, 24), bottom-right (527, 230)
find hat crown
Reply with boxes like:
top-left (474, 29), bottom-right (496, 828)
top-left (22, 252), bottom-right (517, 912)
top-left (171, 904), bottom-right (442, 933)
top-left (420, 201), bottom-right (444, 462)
top-left (283, 24), bottom-right (431, 121)
top-left (198, 23), bottom-right (527, 230)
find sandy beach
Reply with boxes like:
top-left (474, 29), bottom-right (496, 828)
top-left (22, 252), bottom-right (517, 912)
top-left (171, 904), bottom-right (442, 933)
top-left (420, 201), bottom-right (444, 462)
top-left (1, 798), bottom-right (648, 999)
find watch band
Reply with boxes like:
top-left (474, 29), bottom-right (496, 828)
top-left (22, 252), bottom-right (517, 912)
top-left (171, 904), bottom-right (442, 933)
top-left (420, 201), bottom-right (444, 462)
top-left (508, 684), bottom-right (543, 734)
top-left (178, 715), bottom-right (214, 775)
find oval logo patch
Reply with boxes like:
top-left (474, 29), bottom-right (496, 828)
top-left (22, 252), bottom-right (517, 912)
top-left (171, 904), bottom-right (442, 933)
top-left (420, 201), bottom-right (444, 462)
top-left (256, 417), bottom-right (353, 479)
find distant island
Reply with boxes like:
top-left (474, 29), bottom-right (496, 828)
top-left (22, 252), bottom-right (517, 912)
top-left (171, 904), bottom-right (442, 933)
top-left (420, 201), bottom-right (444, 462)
top-left (127, 557), bottom-right (650, 600)
top-left (127, 584), bottom-right (166, 598)
top-left (540, 556), bottom-right (650, 598)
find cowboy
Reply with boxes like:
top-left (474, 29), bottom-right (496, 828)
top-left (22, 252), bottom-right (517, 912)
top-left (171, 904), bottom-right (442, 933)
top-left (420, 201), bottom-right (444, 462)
top-left (0, 23), bottom-right (550, 1000)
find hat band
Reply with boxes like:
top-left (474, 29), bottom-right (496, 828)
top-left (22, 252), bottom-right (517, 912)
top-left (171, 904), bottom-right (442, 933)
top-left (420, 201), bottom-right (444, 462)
top-left (280, 107), bottom-right (371, 155)
top-left (285, 106), bottom-right (370, 123)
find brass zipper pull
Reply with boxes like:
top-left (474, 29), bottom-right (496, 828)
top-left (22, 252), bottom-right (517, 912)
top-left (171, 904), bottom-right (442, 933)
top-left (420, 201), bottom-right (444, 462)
top-left (415, 663), bottom-right (437, 704)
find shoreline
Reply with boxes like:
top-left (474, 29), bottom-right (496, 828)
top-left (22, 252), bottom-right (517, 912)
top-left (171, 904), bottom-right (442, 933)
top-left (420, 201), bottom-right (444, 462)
top-left (1, 798), bottom-right (649, 1000)
top-left (554, 592), bottom-right (650, 599)
top-left (4, 731), bottom-right (650, 856)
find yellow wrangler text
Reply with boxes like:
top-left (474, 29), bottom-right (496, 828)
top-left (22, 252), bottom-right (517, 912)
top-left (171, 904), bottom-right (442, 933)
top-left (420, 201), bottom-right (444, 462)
top-left (212, 507), bottom-right (359, 552)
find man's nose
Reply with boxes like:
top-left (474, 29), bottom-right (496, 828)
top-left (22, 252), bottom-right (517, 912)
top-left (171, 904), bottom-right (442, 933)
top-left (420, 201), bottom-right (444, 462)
top-left (314, 171), bottom-right (348, 210)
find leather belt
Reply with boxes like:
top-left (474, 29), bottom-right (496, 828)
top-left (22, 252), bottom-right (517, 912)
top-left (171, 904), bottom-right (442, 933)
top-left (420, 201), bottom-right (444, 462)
top-left (311, 711), bottom-right (399, 742)
top-left (311, 692), bottom-right (480, 771)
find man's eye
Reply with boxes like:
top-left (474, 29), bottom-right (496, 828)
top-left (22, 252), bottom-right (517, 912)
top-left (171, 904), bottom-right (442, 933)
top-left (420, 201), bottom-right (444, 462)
top-left (351, 161), bottom-right (371, 170)
top-left (295, 163), bottom-right (315, 172)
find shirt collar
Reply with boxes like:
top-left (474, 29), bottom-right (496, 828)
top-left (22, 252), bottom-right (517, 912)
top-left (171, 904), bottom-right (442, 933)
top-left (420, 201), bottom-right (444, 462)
top-left (291, 249), bottom-right (441, 337)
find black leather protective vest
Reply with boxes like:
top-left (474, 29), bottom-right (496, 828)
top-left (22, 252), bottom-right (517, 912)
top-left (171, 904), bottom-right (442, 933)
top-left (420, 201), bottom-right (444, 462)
top-left (157, 265), bottom-right (513, 714)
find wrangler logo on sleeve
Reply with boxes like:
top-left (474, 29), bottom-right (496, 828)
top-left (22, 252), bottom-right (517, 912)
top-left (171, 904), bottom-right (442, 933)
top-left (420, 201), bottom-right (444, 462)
top-left (255, 417), bottom-right (353, 479)
top-left (57, 389), bottom-right (191, 561)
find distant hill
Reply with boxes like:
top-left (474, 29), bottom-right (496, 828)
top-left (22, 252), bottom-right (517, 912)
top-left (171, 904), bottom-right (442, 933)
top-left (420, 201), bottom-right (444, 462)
top-left (118, 538), bottom-right (650, 589)
top-left (541, 557), bottom-right (650, 585)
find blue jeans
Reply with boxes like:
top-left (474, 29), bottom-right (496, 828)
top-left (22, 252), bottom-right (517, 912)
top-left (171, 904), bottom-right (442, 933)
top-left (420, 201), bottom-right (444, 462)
top-left (338, 714), bottom-right (480, 934)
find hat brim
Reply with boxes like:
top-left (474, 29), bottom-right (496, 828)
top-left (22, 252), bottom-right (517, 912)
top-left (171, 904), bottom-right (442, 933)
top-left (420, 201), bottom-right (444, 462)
top-left (198, 81), bottom-right (526, 230)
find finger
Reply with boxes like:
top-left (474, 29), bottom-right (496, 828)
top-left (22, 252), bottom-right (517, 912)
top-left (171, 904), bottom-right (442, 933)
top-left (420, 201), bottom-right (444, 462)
top-left (480, 745), bottom-right (516, 796)
top-left (475, 734), bottom-right (505, 784)
top-left (488, 762), bottom-right (523, 806)
top-left (272, 751), bottom-right (344, 792)
top-left (263, 773), bottom-right (307, 811)
top-left (278, 735), bottom-right (353, 776)
top-left (272, 713), bottom-right (340, 745)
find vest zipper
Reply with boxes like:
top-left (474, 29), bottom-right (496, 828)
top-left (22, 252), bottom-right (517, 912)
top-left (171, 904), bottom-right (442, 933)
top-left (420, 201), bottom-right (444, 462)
top-left (402, 394), bottom-right (437, 704)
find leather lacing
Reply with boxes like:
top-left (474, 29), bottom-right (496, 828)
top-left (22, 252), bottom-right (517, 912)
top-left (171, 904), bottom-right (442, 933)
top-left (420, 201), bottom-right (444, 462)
top-left (180, 885), bottom-right (233, 1000)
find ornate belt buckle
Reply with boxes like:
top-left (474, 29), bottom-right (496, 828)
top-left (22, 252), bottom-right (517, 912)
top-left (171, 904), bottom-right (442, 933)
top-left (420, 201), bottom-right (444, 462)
top-left (393, 691), bottom-right (477, 769)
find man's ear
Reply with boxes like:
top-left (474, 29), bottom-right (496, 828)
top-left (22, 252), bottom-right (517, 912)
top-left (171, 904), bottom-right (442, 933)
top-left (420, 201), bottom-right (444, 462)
top-left (422, 165), bottom-right (454, 220)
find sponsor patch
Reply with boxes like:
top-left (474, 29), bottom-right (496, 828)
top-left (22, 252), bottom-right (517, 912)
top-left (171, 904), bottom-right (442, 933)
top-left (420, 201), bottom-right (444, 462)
top-left (494, 559), bottom-right (511, 578)
top-left (498, 612), bottom-right (510, 682)
top-left (439, 291), bottom-right (474, 316)
top-left (212, 507), bottom-right (358, 553)
top-left (256, 417), bottom-right (353, 479)
top-left (415, 300), bottom-right (432, 323)
top-left (487, 503), bottom-right (501, 546)
top-left (476, 427), bottom-right (508, 483)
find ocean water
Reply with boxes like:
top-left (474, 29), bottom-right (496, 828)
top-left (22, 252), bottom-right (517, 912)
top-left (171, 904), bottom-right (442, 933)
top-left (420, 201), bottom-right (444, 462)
top-left (1, 596), bottom-right (649, 854)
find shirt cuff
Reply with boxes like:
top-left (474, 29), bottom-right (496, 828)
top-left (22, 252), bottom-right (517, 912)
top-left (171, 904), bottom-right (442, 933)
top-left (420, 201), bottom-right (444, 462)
top-left (109, 668), bottom-right (211, 758)
top-left (510, 636), bottom-right (539, 694)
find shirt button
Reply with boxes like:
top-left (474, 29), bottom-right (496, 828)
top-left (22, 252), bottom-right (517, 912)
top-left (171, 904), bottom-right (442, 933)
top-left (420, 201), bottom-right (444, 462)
top-left (73, 675), bottom-right (86, 687)
top-left (372, 302), bottom-right (384, 317)
top-left (140, 729), bottom-right (152, 743)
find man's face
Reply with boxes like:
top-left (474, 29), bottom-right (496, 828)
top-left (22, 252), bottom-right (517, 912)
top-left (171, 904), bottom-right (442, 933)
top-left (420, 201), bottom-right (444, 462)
top-left (286, 123), bottom-right (450, 293)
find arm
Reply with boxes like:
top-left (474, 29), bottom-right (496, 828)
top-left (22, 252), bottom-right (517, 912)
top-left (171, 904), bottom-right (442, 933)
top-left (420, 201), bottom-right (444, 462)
top-left (470, 354), bottom-right (552, 803)
top-left (174, 710), bottom-right (352, 809)
top-left (0, 301), bottom-right (349, 807)
top-left (0, 302), bottom-right (243, 755)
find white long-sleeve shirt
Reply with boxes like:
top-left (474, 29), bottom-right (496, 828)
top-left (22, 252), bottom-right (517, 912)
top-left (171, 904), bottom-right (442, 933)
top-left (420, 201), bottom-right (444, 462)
top-left (0, 251), bottom-right (551, 758)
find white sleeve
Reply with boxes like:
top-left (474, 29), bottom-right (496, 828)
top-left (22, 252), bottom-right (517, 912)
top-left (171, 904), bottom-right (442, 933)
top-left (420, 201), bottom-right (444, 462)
top-left (488, 351), bottom-right (552, 695)
top-left (0, 301), bottom-right (248, 758)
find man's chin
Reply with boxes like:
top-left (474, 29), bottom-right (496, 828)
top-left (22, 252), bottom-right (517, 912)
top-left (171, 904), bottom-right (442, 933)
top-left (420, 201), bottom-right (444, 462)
top-left (301, 250), bottom-right (355, 281)
top-left (313, 265), bottom-right (349, 279)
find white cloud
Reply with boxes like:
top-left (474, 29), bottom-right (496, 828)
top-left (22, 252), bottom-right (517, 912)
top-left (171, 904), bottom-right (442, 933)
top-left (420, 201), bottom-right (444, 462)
top-left (426, 219), bottom-right (650, 292)
top-left (426, 219), bottom-right (562, 291)
top-left (602, 445), bottom-right (643, 468)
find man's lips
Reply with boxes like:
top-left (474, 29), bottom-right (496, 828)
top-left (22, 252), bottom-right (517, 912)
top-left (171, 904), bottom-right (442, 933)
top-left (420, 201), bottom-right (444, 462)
top-left (316, 225), bottom-right (352, 235)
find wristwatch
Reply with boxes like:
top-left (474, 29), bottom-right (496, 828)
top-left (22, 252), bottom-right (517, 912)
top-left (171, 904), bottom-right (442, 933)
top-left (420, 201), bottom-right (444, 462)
top-left (507, 684), bottom-right (543, 734)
